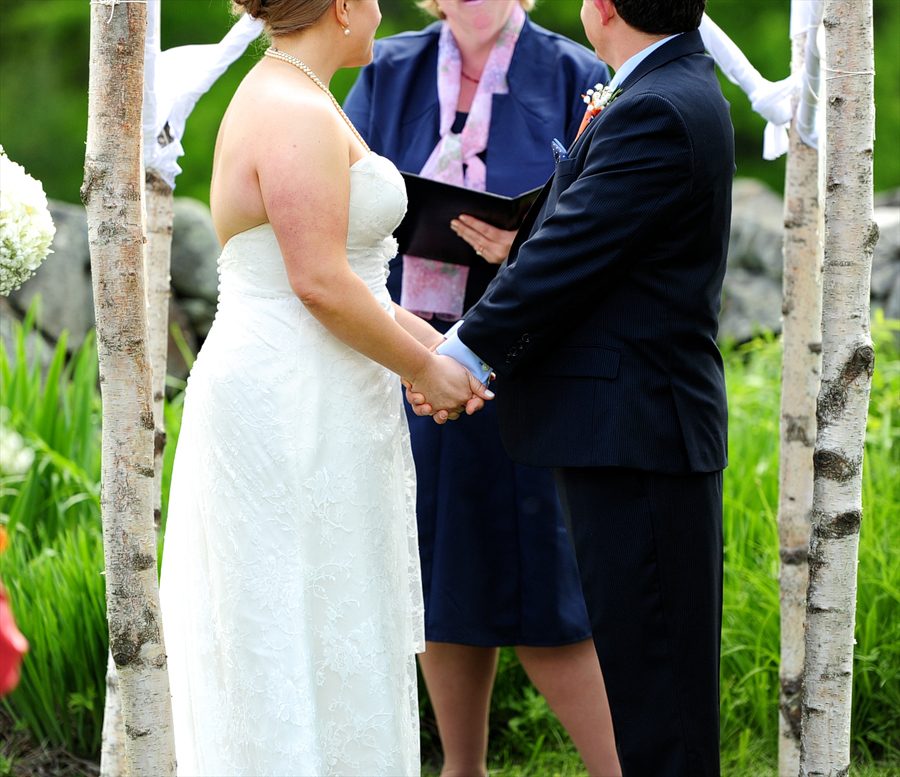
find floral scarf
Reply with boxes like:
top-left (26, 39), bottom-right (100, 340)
top-left (401, 4), bottom-right (526, 320)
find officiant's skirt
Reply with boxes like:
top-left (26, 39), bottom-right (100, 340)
top-left (407, 398), bottom-right (592, 646)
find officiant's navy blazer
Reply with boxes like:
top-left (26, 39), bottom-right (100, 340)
top-left (459, 31), bottom-right (735, 474)
top-left (344, 18), bottom-right (608, 315)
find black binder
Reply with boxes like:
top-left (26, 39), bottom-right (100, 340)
top-left (395, 172), bottom-right (543, 267)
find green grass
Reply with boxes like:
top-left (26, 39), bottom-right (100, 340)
top-left (1, 304), bottom-right (898, 772)
top-left (0, 527), bottom-right (107, 758)
top-left (420, 747), bottom-right (900, 777)
top-left (0, 303), bottom-right (101, 547)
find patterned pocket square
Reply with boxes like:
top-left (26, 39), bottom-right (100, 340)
top-left (551, 138), bottom-right (569, 164)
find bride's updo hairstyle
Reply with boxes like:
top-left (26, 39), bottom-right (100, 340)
top-left (232, 0), bottom-right (335, 37)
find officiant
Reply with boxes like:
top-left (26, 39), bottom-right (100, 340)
top-left (344, 2), bottom-right (619, 774)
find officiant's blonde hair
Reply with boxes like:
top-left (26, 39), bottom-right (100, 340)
top-left (232, 0), bottom-right (334, 37)
top-left (418, 0), bottom-right (535, 20)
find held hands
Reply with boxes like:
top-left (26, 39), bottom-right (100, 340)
top-left (451, 215), bottom-right (517, 265)
top-left (402, 354), bottom-right (494, 425)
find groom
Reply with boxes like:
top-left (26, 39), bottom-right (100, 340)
top-left (415, 0), bottom-right (734, 773)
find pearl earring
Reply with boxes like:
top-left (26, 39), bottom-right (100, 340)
top-left (344, 27), bottom-right (350, 35)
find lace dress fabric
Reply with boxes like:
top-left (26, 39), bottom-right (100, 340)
top-left (159, 154), bottom-right (424, 777)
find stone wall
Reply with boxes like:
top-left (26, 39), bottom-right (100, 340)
top-left (3, 182), bottom-right (898, 378)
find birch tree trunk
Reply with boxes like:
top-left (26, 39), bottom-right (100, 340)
top-left (99, 652), bottom-right (126, 776)
top-left (800, 0), bottom-right (876, 773)
top-left (777, 32), bottom-right (823, 777)
top-left (83, 1), bottom-right (176, 774)
top-left (144, 169), bottom-right (174, 531)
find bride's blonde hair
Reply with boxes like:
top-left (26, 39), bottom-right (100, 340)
top-left (417, 0), bottom-right (535, 20)
top-left (232, 0), bottom-right (335, 37)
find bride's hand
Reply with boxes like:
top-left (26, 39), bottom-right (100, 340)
top-left (404, 355), bottom-right (494, 424)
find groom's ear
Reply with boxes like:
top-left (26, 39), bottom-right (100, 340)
top-left (594, 0), bottom-right (616, 26)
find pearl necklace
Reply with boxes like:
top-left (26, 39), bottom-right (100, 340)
top-left (264, 47), bottom-right (371, 154)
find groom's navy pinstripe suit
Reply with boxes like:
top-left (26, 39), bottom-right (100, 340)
top-left (458, 31), bottom-right (734, 776)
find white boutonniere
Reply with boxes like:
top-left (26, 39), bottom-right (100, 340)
top-left (583, 83), bottom-right (622, 120)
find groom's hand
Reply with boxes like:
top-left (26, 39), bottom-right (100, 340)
top-left (402, 357), bottom-right (494, 424)
top-left (404, 371), bottom-right (495, 421)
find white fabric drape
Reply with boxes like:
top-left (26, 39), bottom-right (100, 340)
top-left (793, 0), bottom-right (825, 150)
top-left (699, 4), bottom-right (823, 161)
top-left (143, 4), bottom-right (264, 188)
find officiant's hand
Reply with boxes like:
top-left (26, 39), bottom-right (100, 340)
top-left (451, 215), bottom-right (516, 265)
top-left (402, 356), bottom-right (493, 424)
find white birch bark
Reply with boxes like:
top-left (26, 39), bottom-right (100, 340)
top-left (144, 169), bottom-right (174, 531)
top-left (777, 32), bottom-right (823, 777)
top-left (800, 0), bottom-right (876, 774)
top-left (83, 2), bottom-right (176, 775)
top-left (99, 652), bottom-right (126, 777)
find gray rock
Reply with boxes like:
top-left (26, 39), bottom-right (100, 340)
top-left (6, 200), bottom-right (95, 348)
top-left (884, 277), bottom-right (900, 321)
top-left (5, 184), bottom-right (895, 359)
top-left (0, 297), bottom-right (55, 371)
top-left (875, 189), bottom-right (900, 209)
top-left (727, 178), bottom-right (785, 281)
top-left (170, 197), bottom-right (221, 304)
top-left (719, 268), bottom-right (784, 344)
top-left (180, 297), bottom-right (217, 339)
top-left (871, 206), bottom-right (899, 302)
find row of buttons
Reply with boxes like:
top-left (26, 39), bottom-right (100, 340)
top-left (505, 333), bottom-right (532, 363)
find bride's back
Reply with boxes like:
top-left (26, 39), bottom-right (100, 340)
top-left (209, 68), bottom-right (278, 247)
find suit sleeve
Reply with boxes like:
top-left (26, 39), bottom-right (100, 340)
top-left (459, 93), bottom-right (694, 377)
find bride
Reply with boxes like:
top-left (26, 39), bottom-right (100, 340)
top-left (159, 0), bottom-right (491, 774)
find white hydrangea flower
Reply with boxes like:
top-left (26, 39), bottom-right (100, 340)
top-left (0, 408), bottom-right (35, 477)
top-left (0, 145), bottom-right (56, 296)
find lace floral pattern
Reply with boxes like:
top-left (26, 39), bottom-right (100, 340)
top-left (160, 154), bottom-right (423, 776)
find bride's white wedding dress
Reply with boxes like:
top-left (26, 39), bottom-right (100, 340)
top-left (159, 153), bottom-right (424, 777)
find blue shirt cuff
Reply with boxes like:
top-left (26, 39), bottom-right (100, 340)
top-left (436, 321), bottom-right (493, 386)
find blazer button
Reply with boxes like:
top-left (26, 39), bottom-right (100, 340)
top-left (522, 334), bottom-right (532, 343)
top-left (505, 356), bottom-right (514, 364)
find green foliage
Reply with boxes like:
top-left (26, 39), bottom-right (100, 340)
top-left (0, 526), bottom-right (108, 759)
top-left (0, 307), bottom-right (106, 758)
top-left (1, 0), bottom-right (897, 205)
top-left (0, 305), bottom-right (101, 547)
top-left (1, 305), bottom-right (897, 770)
top-left (717, 315), bottom-right (900, 767)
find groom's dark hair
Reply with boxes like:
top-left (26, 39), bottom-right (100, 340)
top-left (611, 0), bottom-right (706, 35)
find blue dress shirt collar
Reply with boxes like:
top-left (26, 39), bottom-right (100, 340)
top-left (607, 33), bottom-right (681, 91)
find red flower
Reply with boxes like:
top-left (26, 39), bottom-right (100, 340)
top-left (0, 528), bottom-right (28, 697)
top-left (0, 584), bottom-right (28, 697)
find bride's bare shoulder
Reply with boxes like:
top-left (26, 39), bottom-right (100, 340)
top-left (211, 64), bottom-right (349, 243)
top-left (226, 65), bottom-right (346, 156)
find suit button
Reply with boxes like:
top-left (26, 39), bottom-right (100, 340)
top-left (505, 356), bottom-right (514, 364)
top-left (522, 334), bottom-right (532, 343)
